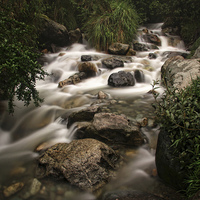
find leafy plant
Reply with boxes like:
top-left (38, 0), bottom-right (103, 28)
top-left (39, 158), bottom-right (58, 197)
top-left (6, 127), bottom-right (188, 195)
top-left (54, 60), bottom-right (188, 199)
top-left (152, 77), bottom-right (200, 198)
top-left (0, 9), bottom-right (48, 113)
top-left (82, 0), bottom-right (140, 51)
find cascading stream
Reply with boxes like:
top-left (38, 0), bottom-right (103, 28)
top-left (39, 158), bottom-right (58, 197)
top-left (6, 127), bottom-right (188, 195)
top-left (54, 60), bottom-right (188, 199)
top-left (0, 23), bottom-right (188, 198)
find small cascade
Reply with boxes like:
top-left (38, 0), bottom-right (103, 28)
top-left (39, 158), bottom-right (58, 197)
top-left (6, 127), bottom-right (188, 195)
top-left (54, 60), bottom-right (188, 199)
top-left (0, 23), bottom-right (188, 199)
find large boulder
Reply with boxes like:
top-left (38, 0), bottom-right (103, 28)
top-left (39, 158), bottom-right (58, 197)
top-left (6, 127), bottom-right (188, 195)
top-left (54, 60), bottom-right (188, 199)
top-left (108, 43), bottom-right (130, 55)
top-left (38, 16), bottom-right (69, 51)
top-left (108, 71), bottom-right (135, 87)
top-left (156, 129), bottom-right (186, 191)
top-left (36, 139), bottom-right (120, 191)
top-left (161, 56), bottom-right (200, 89)
top-left (73, 112), bottom-right (145, 147)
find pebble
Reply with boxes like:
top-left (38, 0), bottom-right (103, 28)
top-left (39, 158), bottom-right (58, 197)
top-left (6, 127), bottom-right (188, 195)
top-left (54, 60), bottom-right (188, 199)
top-left (21, 178), bottom-right (41, 199)
top-left (3, 182), bottom-right (24, 198)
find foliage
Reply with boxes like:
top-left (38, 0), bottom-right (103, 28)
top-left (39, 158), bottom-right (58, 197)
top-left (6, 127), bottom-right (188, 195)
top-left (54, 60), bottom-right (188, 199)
top-left (0, 9), bottom-right (48, 113)
top-left (187, 37), bottom-right (200, 58)
top-left (152, 78), bottom-right (200, 198)
top-left (42, 0), bottom-right (77, 30)
top-left (82, 0), bottom-right (140, 51)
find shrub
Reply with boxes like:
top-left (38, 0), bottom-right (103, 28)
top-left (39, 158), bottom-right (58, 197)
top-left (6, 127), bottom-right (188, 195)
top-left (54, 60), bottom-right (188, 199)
top-left (152, 78), bottom-right (200, 198)
top-left (83, 0), bottom-right (140, 51)
top-left (0, 9), bottom-right (48, 113)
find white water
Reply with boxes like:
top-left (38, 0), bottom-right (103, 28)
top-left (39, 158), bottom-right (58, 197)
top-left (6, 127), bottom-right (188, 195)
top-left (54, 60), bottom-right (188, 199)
top-left (0, 23), bottom-right (188, 194)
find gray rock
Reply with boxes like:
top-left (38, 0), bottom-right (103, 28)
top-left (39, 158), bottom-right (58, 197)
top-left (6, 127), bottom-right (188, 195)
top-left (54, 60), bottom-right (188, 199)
top-left (102, 57), bottom-right (124, 69)
top-left (134, 70), bottom-right (145, 83)
top-left (36, 139), bottom-right (120, 191)
top-left (81, 55), bottom-right (92, 61)
top-left (67, 105), bottom-right (100, 128)
top-left (161, 56), bottom-right (200, 89)
top-left (133, 41), bottom-right (149, 51)
top-left (108, 71), bottom-right (135, 87)
top-left (148, 53), bottom-right (157, 59)
top-left (78, 113), bottom-right (144, 146)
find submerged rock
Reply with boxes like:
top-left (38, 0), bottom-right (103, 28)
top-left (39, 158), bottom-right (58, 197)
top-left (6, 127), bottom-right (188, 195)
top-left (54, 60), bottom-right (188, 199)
top-left (36, 139), bottom-right (120, 191)
top-left (102, 190), bottom-right (165, 200)
top-left (3, 182), bottom-right (24, 198)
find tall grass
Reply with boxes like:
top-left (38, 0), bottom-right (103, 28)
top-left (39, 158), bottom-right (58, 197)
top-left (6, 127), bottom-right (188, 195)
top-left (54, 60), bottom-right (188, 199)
top-left (83, 1), bottom-right (140, 51)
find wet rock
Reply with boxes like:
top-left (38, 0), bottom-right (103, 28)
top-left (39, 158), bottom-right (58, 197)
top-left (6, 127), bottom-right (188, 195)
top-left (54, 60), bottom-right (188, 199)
top-left (81, 55), bottom-right (92, 61)
top-left (148, 53), bottom-right (157, 59)
top-left (51, 69), bottom-right (63, 82)
top-left (58, 52), bottom-right (66, 56)
top-left (69, 28), bottom-right (82, 44)
top-left (58, 72), bottom-right (87, 88)
top-left (78, 62), bottom-right (97, 77)
top-left (161, 56), bottom-right (200, 89)
top-left (75, 113), bottom-right (145, 147)
top-left (102, 190), bottom-right (165, 200)
top-left (97, 91), bottom-right (108, 99)
top-left (168, 36), bottom-right (183, 47)
top-left (162, 51), bottom-right (188, 58)
top-left (126, 48), bottom-right (136, 56)
top-left (108, 43), bottom-right (130, 55)
top-left (67, 105), bottom-right (100, 127)
top-left (143, 34), bottom-right (161, 46)
top-left (36, 139), bottom-right (120, 191)
top-left (38, 16), bottom-right (69, 52)
top-left (3, 182), bottom-right (24, 198)
top-left (133, 41), bottom-right (149, 51)
top-left (102, 57), bottom-right (124, 69)
top-left (134, 70), bottom-right (145, 83)
top-left (108, 71), bottom-right (135, 87)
